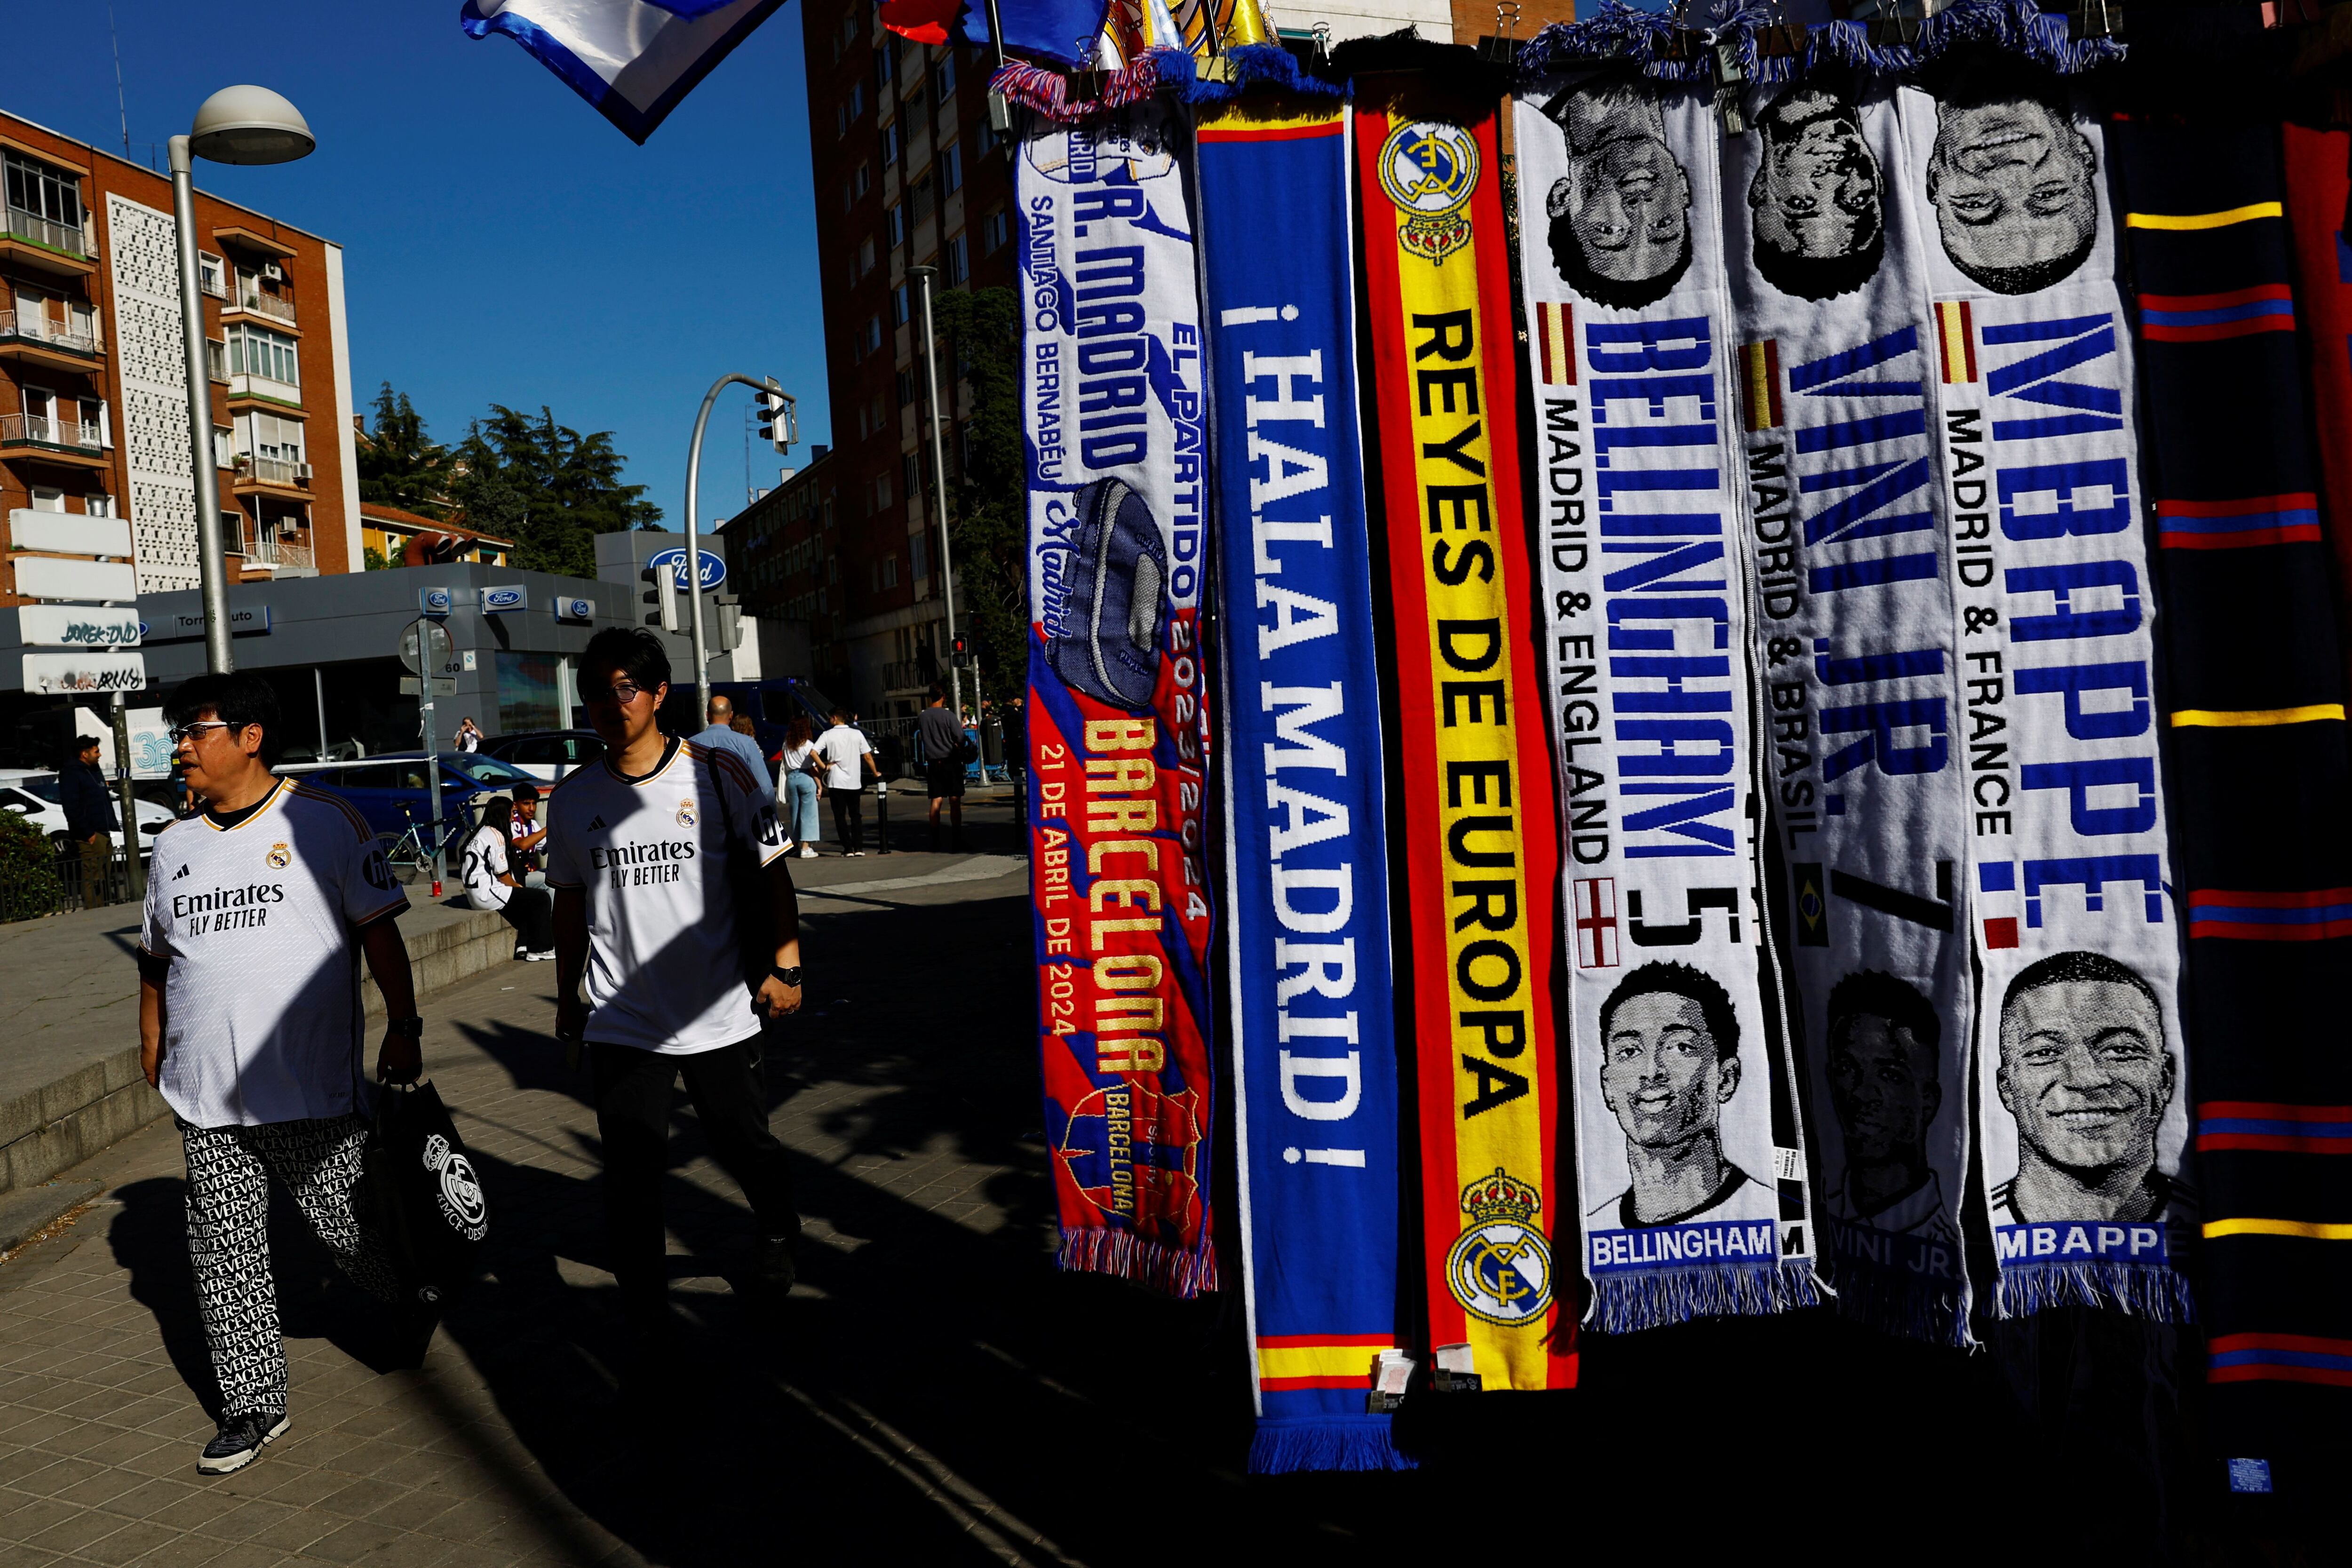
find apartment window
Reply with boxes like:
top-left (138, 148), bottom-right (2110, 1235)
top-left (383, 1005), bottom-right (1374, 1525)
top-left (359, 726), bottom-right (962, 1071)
top-left (977, 117), bottom-right (1003, 158)
top-left (875, 45), bottom-right (895, 96)
top-left (3, 151), bottom-right (81, 236)
top-left (882, 553), bottom-right (899, 588)
top-left (853, 162), bottom-right (872, 199)
top-left (892, 284), bottom-right (910, 326)
top-left (936, 52), bottom-right (957, 101)
top-left (941, 142), bottom-right (962, 195)
top-left (982, 206), bottom-right (1009, 255)
top-left (886, 201), bottom-right (905, 248)
top-left (874, 472), bottom-right (893, 510)
top-left (946, 233), bottom-right (969, 286)
top-left (848, 82), bottom-right (866, 120)
top-left (228, 323), bottom-right (299, 388)
top-left (911, 532), bottom-right (929, 581)
top-left (896, 368), bottom-right (914, 407)
top-left (214, 424), bottom-right (234, 470)
top-left (909, 174), bottom-right (933, 226)
top-left (882, 121), bottom-right (900, 167)
top-left (238, 410), bottom-right (304, 464)
top-left (858, 236), bottom-right (876, 276)
top-left (196, 252), bottom-right (227, 298)
top-left (863, 316), bottom-right (883, 356)
top-left (835, 102), bottom-right (849, 138)
top-left (222, 511), bottom-right (248, 555)
top-left (903, 452), bottom-right (922, 498)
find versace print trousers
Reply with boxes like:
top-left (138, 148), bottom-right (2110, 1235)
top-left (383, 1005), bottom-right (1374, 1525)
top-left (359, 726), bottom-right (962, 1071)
top-left (181, 1114), bottom-right (401, 1418)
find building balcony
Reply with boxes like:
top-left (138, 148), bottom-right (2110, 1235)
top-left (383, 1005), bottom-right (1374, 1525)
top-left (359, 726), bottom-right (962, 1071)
top-left (246, 536), bottom-right (314, 572)
top-left (882, 659), bottom-right (930, 692)
top-left (0, 207), bottom-right (95, 277)
top-left (231, 455), bottom-right (311, 493)
top-left (224, 289), bottom-right (296, 326)
top-left (0, 413), bottom-right (109, 467)
top-left (226, 372), bottom-right (301, 407)
top-left (0, 309), bottom-right (101, 368)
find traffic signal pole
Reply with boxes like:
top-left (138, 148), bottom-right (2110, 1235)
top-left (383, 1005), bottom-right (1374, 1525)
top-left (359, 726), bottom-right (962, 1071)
top-left (909, 265), bottom-right (964, 721)
top-left (683, 373), bottom-right (795, 722)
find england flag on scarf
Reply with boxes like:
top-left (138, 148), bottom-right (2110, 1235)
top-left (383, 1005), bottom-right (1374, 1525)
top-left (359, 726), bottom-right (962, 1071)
top-left (461, 0), bottom-right (787, 143)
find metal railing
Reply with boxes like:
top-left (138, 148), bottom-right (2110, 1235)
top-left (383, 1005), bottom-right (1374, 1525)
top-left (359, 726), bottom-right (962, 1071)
top-left (198, 259), bottom-right (228, 300)
top-left (230, 288), bottom-right (295, 324)
top-left (249, 536), bottom-right (314, 569)
top-left (0, 836), bottom-right (138, 923)
top-left (0, 413), bottom-right (102, 452)
top-left (2, 206), bottom-right (90, 259)
top-left (882, 659), bottom-right (931, 692)
top-left (237, 454), bottom-right (310, 486)
top-left (0, 309), bottom-right (99, 356)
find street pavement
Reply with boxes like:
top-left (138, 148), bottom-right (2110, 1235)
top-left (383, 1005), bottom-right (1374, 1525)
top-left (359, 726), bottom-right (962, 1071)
top-left (0, 798), bottom-right (1413, 1568)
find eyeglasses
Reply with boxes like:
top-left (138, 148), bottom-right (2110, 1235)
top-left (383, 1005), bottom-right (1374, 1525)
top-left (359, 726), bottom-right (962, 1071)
top-left (584, 682), bottom-right (649, 708)
top-left (168, 721), bottom-right (238, 745)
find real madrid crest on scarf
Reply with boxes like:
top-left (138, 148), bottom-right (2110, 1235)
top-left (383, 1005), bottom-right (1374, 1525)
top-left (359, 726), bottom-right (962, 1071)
top-left (1357, 83), bottom-right (1574, 1391)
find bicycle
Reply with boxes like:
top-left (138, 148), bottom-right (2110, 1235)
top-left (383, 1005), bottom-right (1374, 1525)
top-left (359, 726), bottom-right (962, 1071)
top-left (374, 801), bottom-right (469, 886)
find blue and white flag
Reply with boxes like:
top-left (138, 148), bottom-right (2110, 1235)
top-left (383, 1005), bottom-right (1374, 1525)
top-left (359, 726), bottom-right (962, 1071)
top-left (461, 0), bottom-right (786, 143)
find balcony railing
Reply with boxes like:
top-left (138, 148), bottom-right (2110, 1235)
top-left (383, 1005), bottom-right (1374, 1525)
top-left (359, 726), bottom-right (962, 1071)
top-left (0, 413), bottom-right (102, 453)
top-left (882, 659), bottom-right (931, 692)
top-left (198, 255), bottom-right (228, 300)
top-left (227, 371), bottom-right (301, 405)
top-left (0, 309), bottom-right (100, 358)
top-left (2, 206), bottom-right (90, 259)
top-left (236, 455), bottom-right (311, 487)
top-left (248, 537), bottom-right (314, 570)
top-left (230, 288), bottom-right (295, 325)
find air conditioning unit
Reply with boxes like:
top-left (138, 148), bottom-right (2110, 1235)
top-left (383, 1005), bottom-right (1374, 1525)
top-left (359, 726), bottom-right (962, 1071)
top-left (262, 262), bottom-right (284, 282)
top-left (296, 462), bottom-right (312, 480)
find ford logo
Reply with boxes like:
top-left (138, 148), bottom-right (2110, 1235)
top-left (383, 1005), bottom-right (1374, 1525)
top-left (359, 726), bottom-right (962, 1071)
top-left (479, 584), bottom-right (526, 613)
top-left (646, 547), bottom-right (726, 591)
top-left (419, 586), bottom-right (453, 616)
top-left (551, 596), bottom-right (594, 621)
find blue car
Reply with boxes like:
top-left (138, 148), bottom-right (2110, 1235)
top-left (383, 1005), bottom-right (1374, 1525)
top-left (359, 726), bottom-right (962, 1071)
top-left (294, 751), bottom-right (540, 845)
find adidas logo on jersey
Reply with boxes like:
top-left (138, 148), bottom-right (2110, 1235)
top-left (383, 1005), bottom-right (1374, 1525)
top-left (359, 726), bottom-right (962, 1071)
top-left (587, 814), bottom-right (607, 830)
top-left (173, 863), bottom-right (191, 880)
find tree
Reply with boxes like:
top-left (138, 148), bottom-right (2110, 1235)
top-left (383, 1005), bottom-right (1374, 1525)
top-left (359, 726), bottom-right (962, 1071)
top-left (355, 383), bottom-right (455, 518)
top-left (450, 405), bottom-right (662, 577)
top-left (926, 286), bottom-right (1024, 706)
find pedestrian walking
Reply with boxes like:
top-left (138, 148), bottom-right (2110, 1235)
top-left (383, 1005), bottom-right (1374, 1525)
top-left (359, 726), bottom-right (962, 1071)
top-left (547, 628), bottom-right (803, 1388)
top-left (694, 693), bottom-right (775, 803)
top-left (916, 684), bottom-right (970, 854)
top-left (813, 707), bottom-right (877, 856)
top-left (60, 732), bottom-right (118, 907)
top-left (462, 796), bottom-right (553, 960)
top-left (455, 717), bottom-right (483, 753)
top-left (136, 673), bottom-right (421, 1475)
top-left (779, 716), bottom-right (822, 860)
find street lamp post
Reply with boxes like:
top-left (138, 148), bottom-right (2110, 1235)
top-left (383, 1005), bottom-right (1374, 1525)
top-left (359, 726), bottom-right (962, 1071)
top-left (908, 265), bottom-right (963, 723)
top-left (682, 373), bottom-right (789, 720)
top-left (168, 86), bottom-right (315, 675)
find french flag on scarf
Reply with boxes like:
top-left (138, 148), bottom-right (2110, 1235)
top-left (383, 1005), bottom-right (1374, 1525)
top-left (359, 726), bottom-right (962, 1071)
top-left (461, 0), bottom-right (787, 143)
top-left (881, 0), bottom-right (1110, 67)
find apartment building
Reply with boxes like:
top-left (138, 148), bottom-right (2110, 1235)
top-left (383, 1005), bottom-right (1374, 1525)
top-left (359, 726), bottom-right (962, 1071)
top-left (0, 111), bottom-right (362, 612)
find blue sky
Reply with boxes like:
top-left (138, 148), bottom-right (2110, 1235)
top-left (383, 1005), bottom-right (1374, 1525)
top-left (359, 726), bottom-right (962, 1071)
top-left (10, 3), bottom-right (828, 531)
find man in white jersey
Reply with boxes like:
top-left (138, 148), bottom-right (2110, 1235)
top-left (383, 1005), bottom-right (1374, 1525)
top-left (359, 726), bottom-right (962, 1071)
top-left (137, 673), bottom-right (423, 1476)
top-left (548, 628), bottom-right (805, 1375)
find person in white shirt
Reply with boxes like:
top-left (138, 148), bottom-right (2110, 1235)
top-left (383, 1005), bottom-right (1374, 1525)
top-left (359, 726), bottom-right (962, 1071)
top-left (455, 717), bottom-right (482, 753)
top-left (461, 796), bottom-right (552, 959)
top-left (137, 673), bottom-right (422, 1477)
top-left (548, 628), bottom-right (805, 1375)
top-left (812, 707), bottom-right (878, 856)
top-left (777, 715), bottom-right (822, 860)
top-left (509, 781), bottom-right (548, 874)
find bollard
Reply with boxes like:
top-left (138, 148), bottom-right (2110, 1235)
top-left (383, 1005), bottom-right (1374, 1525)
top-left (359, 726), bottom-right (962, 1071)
top-left (874, 777), bottom-right (891, 855)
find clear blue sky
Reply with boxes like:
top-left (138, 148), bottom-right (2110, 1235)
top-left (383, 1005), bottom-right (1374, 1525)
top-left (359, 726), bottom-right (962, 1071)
top-left (9, 2), bottom-right (828, 531)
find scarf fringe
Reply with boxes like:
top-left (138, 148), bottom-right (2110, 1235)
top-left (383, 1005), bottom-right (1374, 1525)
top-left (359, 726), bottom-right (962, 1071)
top-left (991, 49), bottom-right (1192, 124)
top-left (1248, 1416), bottom-right (1417, 1474)
top-left (1056, 1224), bottom-right (1220, 1297)
top-left (1587, 1258), bottom-right (1824, 1334)
top-left (1828, 1261), bottom-right (1973, 1349)
top-left (1994, 1260), bottom-right (2196, 1323)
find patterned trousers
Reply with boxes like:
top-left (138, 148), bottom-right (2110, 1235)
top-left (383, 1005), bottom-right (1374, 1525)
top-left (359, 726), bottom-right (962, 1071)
top-left (181, 1114), bottom-right (401, 1418)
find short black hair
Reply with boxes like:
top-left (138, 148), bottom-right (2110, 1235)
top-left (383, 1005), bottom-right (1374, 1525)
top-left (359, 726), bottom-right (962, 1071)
top-left (1752, 225), bottom-right (1883, 302)
top-left (1954, 250), bottom-right (2096, 298)
top-left (164, 672), bottom-right (283, 764)
top-left (1550, 211), bottom-right (1692, 311)
top-left (1827, 970), bottom-right (1940, 1059)
top-left (928, 682), bottom-right (947, 703)
top-left (2002, 950), bottom-right (2161, 1019)
top-left (512, 781), bottom-right (540, 803)
top-left (1600, 961), bottom-right (1740, 1062)
top-left (581, 626), bottom-right (670, 693)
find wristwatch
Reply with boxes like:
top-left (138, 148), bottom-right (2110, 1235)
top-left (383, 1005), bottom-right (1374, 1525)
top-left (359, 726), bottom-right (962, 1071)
top-left (771, 965), bottom-right (803, 987)
top-left (387, 1016), bottom-right (424, 1039)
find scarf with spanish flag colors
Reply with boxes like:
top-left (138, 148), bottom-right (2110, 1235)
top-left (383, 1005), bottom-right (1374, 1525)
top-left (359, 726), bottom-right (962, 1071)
top-left (1511, 68), bottom-right (1823, 1334)
top-left (1356, 84), bottom-right (1575, 1390)
top-left (1018, 107), bottom-right (1220, 1297)
top-left (1200, 100), bottom-right (1412, 1470)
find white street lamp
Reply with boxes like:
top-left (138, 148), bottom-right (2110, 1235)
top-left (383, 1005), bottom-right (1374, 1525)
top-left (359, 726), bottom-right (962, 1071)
top-left (170, 86), bottom-right (314, 674)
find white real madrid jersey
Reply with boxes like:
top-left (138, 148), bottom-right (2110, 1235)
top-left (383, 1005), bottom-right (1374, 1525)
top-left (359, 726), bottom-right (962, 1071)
top-left (139, 779), bottom-right (409, 1129)
top-left (546, 739), bottom-right (788, 1055)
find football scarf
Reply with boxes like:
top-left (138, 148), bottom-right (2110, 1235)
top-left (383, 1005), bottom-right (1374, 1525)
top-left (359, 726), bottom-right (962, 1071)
top-left (2128, 119), bottom-right (2352, 1473)
top-left (2283, 124), bottom-right (2352, 700)
top-left (1357, 84), bottom-right (1575, 1389)
top-left (1200, 102), bottom-right (1411, 1471)
top-left (1511, 64), bottom-right (1821, 1334)
top-left (1019, 109), bottom-right (1220, 1297)
top-left (1898, 73), bottom-right (2192, 1321)
top-left (1719, 70), bottom-right (1976, 1346)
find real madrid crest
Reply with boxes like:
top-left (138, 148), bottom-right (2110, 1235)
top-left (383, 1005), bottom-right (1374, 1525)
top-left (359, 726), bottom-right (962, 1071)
top-left (1378, 119), bottom-right (1479, 264)
top-left (1446, 1167), bottom-right (1552, 1326)
top-left (266, 842), bottom-right (292, 869)
top-left (675, 798), bottom-right (698, 829)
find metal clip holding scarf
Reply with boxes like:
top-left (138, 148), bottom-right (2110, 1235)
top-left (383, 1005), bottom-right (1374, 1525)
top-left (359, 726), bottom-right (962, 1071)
top-left (1201, 100), bottom-right (1411, 1471)
top-left (1357, 84), bottom-right (1574, 1391)
top-left (1019, 106), bottom-right (1220, 1297)
top-left (1511, 63), bottom-right (1822, 1333)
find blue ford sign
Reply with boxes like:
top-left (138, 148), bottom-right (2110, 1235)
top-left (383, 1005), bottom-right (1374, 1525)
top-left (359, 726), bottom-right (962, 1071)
top-left (551, 596), bottom-right (595, 622)
top-left (419, 586), bottom-right (453, 617)
top-left (646, 547), bottom-right (725, 591)
top-left (479, 583), bottom-right (527, 613)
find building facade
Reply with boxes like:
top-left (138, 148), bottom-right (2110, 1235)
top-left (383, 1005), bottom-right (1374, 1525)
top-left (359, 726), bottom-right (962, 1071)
top-left (0, 111), bottom-right (362, 613)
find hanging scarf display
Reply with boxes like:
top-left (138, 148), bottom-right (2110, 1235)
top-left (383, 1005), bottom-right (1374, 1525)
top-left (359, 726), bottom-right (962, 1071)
top-left (2122, 118), bottom-right (2352, 1457)
top-left (1200, 101), bottom-right (1411, 1471)
top-left (1717, 66), bottom-right (1977, 1345)
top-left (1512, 61), bottom-right (1821, 1333)
top-left (1019, 108), bottom-right (1220, 1297)
top-left (2282, 124), bottom-right (2352, 698)
top-left (1357, 84), bottom-right (1575, 1390)
top-left (1898, 70), bottom-right (2191, 1321)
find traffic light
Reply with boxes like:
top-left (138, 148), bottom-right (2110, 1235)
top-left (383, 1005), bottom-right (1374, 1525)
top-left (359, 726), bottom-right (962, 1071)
top-left (950, 634), bottom-right (969, 659)
top-left (640, 562), bottom-right (680, 634)
top-left (755, 379), bottom-right (795, 454)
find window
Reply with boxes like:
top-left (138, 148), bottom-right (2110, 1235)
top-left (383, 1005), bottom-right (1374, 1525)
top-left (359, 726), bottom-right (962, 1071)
top-left (835, 102), bottom-right (849, 139)
top-left (213, 424), bottom-right (234, 470)
top-left (935, 52), bottom-right (957, 101)
top-left (982, 206), bottom-right (1009, 254)
top-left (848, 82), bottom-right (866, 120)
top-left (882, 121), bottom-right (900, 167)
top-left (3, 152), bottom-right (81, 241)
top-left (874, 472), bottom-right (893, 510)
top-left (886, 202), bottom-right (905, 248)
top-left (858, 236), bottom-right (876, 276)
top-left (81, 396), bottom-right (107, 447)
top-left (853, 162), bottom-right (872, 199)
top-left (911, 532), bottom-right (928, 581)
top-left (977, 117), bottom-right (1003, 158)
top-left (892, 283), bottom-right (910, 326)
top-left (946, 233), bottom-right (969, 286)
top-left (227, 324), bottom-right (299, 388)
top-left (842, 179), bottom-right (854, 213)
top-left (941, 142), bottom-right (962, 194)
top-left (908, 174), bottom-right (933, 225)
top-left (896, 368), bottom-right (914, 407)
top-left (903, 452), bottom-right (922, 498)
top-left (222, 510), bottom-right (249, 555)
top-left (875, 45), bottom-right (895, 96)
top-left (196, 252), bottom-right (226, 298)
top-left (238, 410), bottom-right (304, 465)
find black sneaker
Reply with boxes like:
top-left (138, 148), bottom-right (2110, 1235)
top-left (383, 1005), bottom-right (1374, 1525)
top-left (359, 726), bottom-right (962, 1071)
top-left (755, 1234), bottom-right (798, 1294)
top-left (198, 1410), bottom-right (288, 1475)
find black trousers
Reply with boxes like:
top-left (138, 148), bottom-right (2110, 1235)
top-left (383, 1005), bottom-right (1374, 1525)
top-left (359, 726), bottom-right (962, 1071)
top-left (499, 886), bottom-right (553, 952)
top-left (828, 788), bottom-right (864, 852)
top-left (590, 1037), bottom-right (799, 1325)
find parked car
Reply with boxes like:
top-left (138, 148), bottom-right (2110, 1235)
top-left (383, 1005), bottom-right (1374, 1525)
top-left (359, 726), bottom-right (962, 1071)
top-left (0, 769), bottom-right (177, 854)
top-left (483, 729), bottom-right (606, 783)
top-left (293, 752), bottom-right (542, 841)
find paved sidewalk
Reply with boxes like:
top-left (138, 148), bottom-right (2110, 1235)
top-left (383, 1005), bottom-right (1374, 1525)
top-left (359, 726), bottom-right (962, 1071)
top-left (0, 820), bottom-right (1409, 1567)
